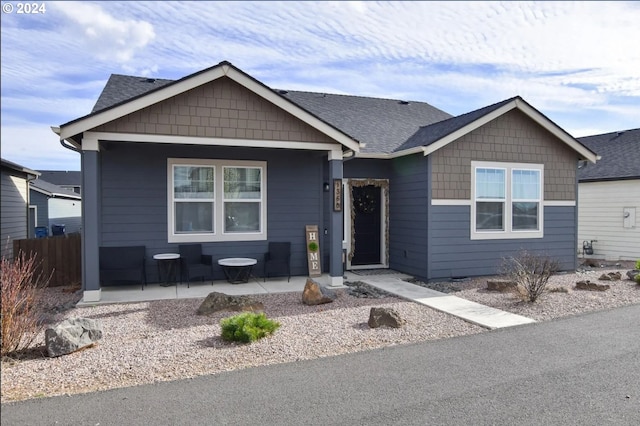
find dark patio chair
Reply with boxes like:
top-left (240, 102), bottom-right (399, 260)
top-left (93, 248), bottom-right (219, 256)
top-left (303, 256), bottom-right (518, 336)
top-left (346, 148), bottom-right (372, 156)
top-left (99, 246), bottom-right (147, 290)
top-left (263, 242), bottom-right (291, 282)
top-left (179, 244), bottom-right (213, 287)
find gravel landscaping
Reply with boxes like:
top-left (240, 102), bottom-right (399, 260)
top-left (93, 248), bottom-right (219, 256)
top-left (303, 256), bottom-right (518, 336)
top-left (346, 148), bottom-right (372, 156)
top-left (2, 262), bottom-right (638, 403)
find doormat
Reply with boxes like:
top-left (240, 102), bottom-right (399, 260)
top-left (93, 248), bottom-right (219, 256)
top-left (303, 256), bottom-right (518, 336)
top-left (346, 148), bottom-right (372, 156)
top-left (351, 269), bottom-right (403, 276)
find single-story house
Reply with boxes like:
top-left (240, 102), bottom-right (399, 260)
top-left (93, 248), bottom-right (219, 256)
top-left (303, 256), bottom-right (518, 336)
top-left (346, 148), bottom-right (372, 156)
top-left (53, 61), bottom-right (597, 302)
top-left (577, 128), bottom-right (640, 261)
top-left (38, 170), bottom-right (82, 195)
top-left (1, 158), bottom-right (39, 259)
top-left (29, 179), bottom-right (82, 237)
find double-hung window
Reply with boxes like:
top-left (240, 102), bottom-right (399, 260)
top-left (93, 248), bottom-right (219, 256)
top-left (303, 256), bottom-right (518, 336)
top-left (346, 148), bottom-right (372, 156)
top-left (223, 167), bottom-right (262, 233)
top-left (168, 158), bottom-right (266, 243)
top-left (471, 161), bottom-right (543, 239)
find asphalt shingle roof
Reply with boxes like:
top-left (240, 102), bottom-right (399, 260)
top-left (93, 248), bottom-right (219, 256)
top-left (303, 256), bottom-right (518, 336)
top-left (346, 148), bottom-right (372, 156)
top-left (38, 170), bottom-right (81, 186)
top-left (577, 128), bottom-right (640, 181)
top-left (278, 91), bottom-right (452, 154)
top-left (30, 179), bottom-right (81, 199)
top-left (92, 74), bottom-right (174, 113)
top-left (91, 74), bottom-right (453, 154)
top-left (394, 97), bottom-right (517, 152)
top-left (86, 66), bottom-right (590, 158)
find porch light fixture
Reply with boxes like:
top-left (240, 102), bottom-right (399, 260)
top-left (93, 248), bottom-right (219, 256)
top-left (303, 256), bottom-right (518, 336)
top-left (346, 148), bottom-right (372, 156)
top-left (323, 182), bottom-right (330, 192)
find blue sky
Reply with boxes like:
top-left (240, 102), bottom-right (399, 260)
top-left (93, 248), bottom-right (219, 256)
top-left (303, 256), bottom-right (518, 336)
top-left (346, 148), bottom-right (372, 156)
top-left (1, 1), bottom-right (639, 171)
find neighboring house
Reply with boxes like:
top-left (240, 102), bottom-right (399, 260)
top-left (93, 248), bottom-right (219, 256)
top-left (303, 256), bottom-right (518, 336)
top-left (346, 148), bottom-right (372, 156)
top-left (29, 179), bottom-right (82, 237)
top-left (38, 170), bottom-right (82, 195)
top-left (53, 61), bottom-right (597, 302)
top-left (577, 128), bottom-right (640, 261)
top-left (1, 158), bottom-right (39, 259)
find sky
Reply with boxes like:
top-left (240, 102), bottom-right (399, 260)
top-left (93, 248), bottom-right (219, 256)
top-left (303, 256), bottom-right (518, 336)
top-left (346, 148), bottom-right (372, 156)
top-left (1, 1), bottom-right (639, 171)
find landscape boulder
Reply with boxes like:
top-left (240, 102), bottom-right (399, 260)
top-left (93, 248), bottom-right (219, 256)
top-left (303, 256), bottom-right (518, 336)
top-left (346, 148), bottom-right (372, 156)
top-left (45, 318), bottom-right (103, 358)
top-left (575, 280), bottom-right (610, 292)
top-left (598, 272), bottom-right (622, 281)
top-left (582, 258), bottom-right (600, 268)
top-left (486, 280), bottom-right (517, 292)
top-left (368, 307), bottom-right (405, 328)
top-left (626, 270), bottom-right (639, 281)
top-left (197, 292), bottom-right (264, 315)
top-left (302, 278), bottom-right (336, 305)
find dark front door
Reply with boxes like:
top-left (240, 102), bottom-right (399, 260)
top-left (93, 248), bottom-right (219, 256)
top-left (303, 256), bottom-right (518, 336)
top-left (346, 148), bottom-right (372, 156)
top-left (351, 185), bottom-right (381, 266)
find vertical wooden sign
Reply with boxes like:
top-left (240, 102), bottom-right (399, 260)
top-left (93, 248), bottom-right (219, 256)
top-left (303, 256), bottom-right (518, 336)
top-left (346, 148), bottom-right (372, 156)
top-left (333, 179), bottom-right (342, 212)
top-left (305, 225), bottom-right (322, 277)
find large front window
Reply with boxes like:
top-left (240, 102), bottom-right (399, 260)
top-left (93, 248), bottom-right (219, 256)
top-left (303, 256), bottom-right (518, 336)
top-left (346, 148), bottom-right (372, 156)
top-left (472, 162), bottom-right (543, 239)
top-left (168, 159), bottom-right (266, 242)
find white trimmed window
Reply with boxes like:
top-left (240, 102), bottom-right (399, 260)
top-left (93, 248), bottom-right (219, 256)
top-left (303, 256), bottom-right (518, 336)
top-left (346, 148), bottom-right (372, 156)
top-left (471, 161), bottom-right (543, 240)
top-left (168, 158), bottom-right (267, 243)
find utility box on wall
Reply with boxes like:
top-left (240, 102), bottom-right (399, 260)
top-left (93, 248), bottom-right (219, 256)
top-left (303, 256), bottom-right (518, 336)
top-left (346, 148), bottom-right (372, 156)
top-left (623, 207), bottom-right (636, 229)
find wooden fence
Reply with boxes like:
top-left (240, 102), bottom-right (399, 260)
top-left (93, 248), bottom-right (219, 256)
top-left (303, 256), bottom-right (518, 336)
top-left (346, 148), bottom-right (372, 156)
top-left (13, 233), bottom-right (81, 287)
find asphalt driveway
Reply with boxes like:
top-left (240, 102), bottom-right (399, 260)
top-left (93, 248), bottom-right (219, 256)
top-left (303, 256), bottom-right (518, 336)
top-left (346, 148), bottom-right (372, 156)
top-left (3, 304), bottom-right (639, 425)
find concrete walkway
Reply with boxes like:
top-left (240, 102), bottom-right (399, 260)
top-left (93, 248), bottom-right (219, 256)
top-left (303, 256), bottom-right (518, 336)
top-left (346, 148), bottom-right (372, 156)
top-left (79, 271), bottom-right (535, 329)
top-left (355, 273), bottom-right (535, 329)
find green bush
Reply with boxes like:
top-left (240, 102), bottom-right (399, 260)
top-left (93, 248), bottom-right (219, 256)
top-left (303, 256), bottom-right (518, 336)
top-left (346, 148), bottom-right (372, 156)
top-left (220, 312), bottom-right (280, 343)
top-left (635, 259), bottom-right (640, 270)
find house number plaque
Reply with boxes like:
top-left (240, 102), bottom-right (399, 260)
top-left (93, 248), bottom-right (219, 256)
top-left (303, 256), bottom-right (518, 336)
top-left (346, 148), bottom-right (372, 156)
top-left (333, 179), bottom-right (342, 212)
top-left (305, 225), bottom-right (322, 277)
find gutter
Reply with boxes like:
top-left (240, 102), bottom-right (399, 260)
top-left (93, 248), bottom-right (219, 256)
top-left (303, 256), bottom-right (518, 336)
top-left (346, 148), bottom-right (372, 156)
top-left (51, 126), bottom-right (81, 153)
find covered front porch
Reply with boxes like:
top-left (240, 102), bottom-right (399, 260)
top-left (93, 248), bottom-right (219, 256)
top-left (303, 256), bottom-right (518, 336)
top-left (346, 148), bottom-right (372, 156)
top-left (76, 272), bottom-right (349, 307)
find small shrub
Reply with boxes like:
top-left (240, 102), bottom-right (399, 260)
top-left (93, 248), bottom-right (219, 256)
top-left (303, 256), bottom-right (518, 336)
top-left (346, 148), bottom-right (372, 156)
top-left (220, 312), bottom-right (280, 343)
top-left (636, 259), bottom-right (640, 270)
top-left (499, 250), bottom-right (560, 303)
top-left (1, 251), bottom-right (50, 357)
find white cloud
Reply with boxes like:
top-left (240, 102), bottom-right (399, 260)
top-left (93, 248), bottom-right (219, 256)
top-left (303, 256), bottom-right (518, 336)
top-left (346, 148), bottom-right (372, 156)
top-left (1, 1), bottom-right (639, 169)
top-left (0, 125), bottom-right (80, 171)
top-left (52, 1), bottom-right (156, 63)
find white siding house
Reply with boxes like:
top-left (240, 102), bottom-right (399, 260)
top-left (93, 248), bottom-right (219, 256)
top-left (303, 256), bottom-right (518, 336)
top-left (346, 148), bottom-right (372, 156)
top-left (577, 129), bottom-right (640, 261)
top-left (29, 179), bottom-right (82, 236)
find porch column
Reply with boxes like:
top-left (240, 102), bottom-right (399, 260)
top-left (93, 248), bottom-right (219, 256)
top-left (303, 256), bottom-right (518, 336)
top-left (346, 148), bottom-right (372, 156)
top-left (81, 136), bottom-right (101, 302)
top-left (328, 149), bottom-right (344, 287)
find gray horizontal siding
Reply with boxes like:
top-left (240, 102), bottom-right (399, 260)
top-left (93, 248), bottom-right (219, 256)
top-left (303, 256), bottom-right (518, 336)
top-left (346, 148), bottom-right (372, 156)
top-left (99, 143), bottom-right (324, 282)
top-left (343, 159), bottom-right (389, 179)
top-left (30, 191), bottom-right (49, 234)
top-left (429, 205), bottom-right (577, 280)
top-left (1, 170), bottom-right (29, 259)
top-left (389, 154), bottom-right (429, 277)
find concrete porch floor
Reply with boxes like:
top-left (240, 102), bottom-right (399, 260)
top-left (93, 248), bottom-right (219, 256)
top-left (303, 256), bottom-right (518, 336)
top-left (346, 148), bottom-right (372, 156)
top-left (77, 273), bottom-right (344, 307)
